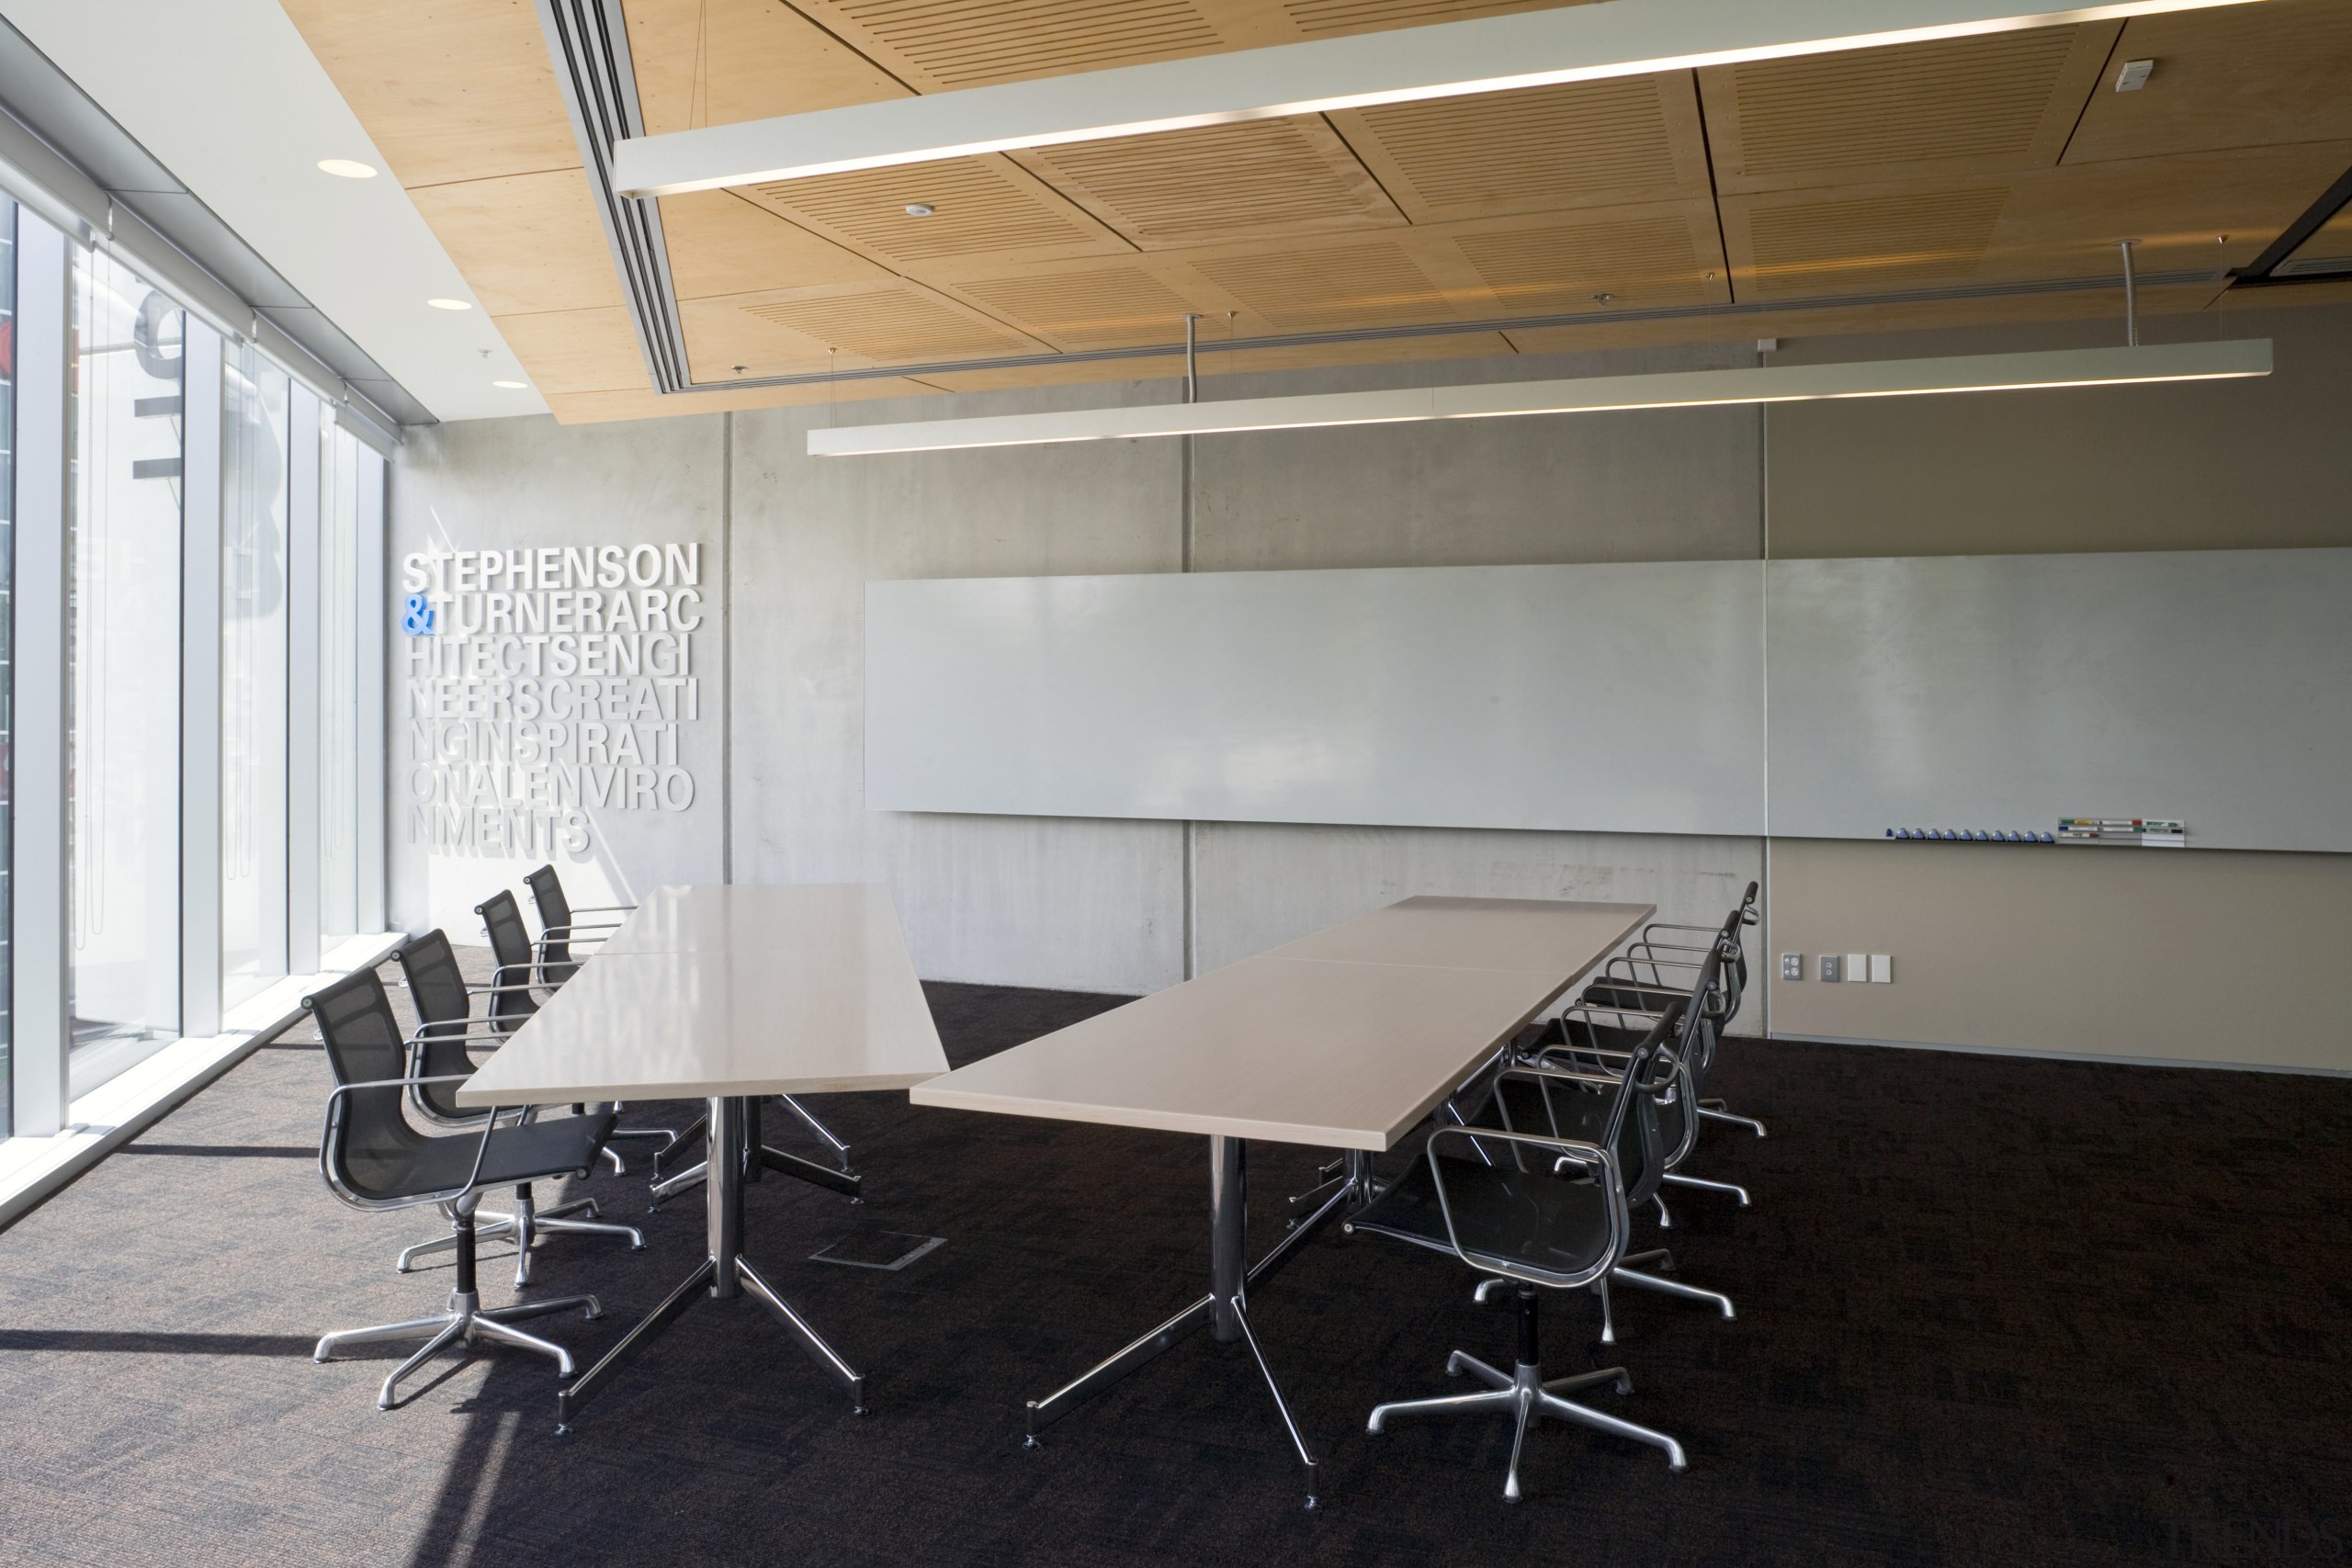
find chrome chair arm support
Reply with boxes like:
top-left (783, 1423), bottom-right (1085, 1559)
top-left (1424, 1124), bottom-right (1628, 1292)
top-left (320, 1075), bottom-right (506, 1212)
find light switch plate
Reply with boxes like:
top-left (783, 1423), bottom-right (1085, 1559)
top-left (1870, 953), bottom-right (1893, 983)
top-left (1781, 953), bottom-right (1804, 980)
top-left (1846, 953), bottom-right (1869, 984)
top-left (1818, 953), bottom-right (1841, 983)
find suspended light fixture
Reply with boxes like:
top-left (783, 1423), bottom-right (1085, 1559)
top-left (804, 340), bottom-right (2271, 457)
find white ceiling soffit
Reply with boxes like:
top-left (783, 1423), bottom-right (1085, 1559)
top-left (2, 0), bottom-right (544, 424)
top-left (616, 0), bottom-right (2267, 196)
top-left (806, 342), bottom-right (2274, 456)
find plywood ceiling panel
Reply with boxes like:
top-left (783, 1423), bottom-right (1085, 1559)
top-left (1016, 116), bottom-right (1403, 248)
top-left (1185, 238), bottom-right (1463, 330)
top-left (728, 281), bottom-right (1051, 364)
top-left (941, 263), bottom-right (1210, 350)
top-left (2064, 0), bottom-right (2352, 164)
top-left (740, 156), bottom-right (1128, 265)
top-left (409, 168), bottom-right (626, 316)
top-left (1445, 202), bottom-right (1731, 311)
top-left (1331, 73), bottom-right (1708, 222)
top-left (279, 0), bottom-right (580, 187)
top-left (659, 191), bottom-right (897, 299)
top-left (1725, 185), bottom-right (2014, 299)
top-left (1702, 24), bottom-right (2120, 195)
top-left (623, 0), bottom-right (908, 134)
top-left (495, 305), bottom-right (650, 394)
top-left (1279, 0), bottom-right (1584, 37)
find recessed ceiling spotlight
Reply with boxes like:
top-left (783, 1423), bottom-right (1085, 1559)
top-left (903, 202), bottom-right (935, 217)
top-left (316, 157), bottom-right (378, 178)
top-left (492, 378), bottom-right (527, 389)
top-left (1592, 292), bottom-right (1614, 303)
top-left (426, 298), bottom-right (473, 310)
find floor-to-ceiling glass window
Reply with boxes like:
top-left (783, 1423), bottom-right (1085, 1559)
top-left (316, 419), bottom-right (362, 948)
top-left (0, 197), bottom-right (17, 1136)
top-left (66, 249), bottom-right (183, 1089)
top-left (220, 344), bottom-right (288, 1007)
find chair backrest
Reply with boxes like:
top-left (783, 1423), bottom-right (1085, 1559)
top-left (474, 891), bottom-right (541, 1033)
top-left (306, 967), bottom-right (429, 1205)
top-left (524, 864), bottom-right (580, 984)
top-left (1713, 881), bottom-right (1759, 1031)
top-left (392, 930), bottom-right (478, 1122)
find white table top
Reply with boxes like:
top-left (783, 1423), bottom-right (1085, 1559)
top-left (909, 897), bottom-right (1649, 1151)
top-left (458, 884), bottom-right (947, 1106)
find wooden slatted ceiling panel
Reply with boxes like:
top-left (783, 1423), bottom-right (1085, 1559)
top-left (1453, 212), bottom-right (1714, 309)
top-left (1282, 0), bottom-right (1582, 36)
top-left (1738, 187), bottom-right (2011, 297)
top-left (1702, 25), bottom-right (2118, 193)
top-left (796, 0), bottom-right (1228, 89)
top-left (626, 0), bottom-right (909, 134)
top-left (741, 158), bottom-right (1124, 265)
top-left (951, 265), bottom-right (1200, 347)
top-left (1336, 76), bottom-right (1700, 221)
top-left (739, 284), bottom-right (1043, 361)
top-left (1018, 118), bottom-right (1401, 248)
top-left (1191, 242), bottom-right (1453, 329)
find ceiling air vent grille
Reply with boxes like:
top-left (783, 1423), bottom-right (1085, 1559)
top-left (827, 0), bottom-right (1223, 86)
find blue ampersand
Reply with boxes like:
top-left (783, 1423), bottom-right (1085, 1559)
top-left (401, 593), bottom-right (436, 637)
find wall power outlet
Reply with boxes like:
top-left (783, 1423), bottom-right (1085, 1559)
top-left (1818, 953), bottom-right (1841, 983)
top-left (1781, 953), bottom-right (1804, 980)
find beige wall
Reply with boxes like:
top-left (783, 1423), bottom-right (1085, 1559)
top-left (1765, 839), bottom-right (2352, 1073)
top-left (1760, 299), bottom-right (2351, 1069)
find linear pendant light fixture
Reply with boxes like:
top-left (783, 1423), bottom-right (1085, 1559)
top-left (805, 341), bottom-right (2272, 457)
top-left (613, 0), bottom-right (2266, 197)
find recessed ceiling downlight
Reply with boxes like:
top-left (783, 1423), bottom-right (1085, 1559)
top-left (426, 298), bottom-right (473, 311)
top-left (316, 157), bottom-right (378, 178)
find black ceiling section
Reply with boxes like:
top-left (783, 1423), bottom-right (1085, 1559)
top-left (2226, 162), bottom-right (2352, 288)
top-left (0, 14), bottom-right (428, 434)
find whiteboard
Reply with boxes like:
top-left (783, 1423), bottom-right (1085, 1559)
top-left (866, 562), bottom-right (1766, 835)
top-left (1765, 548), bottom-right (2352, 852)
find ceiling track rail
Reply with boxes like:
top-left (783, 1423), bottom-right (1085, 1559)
top-left (2226, 160), bottom-right (2352, 288)
top-left (660, 265), bottom-right (2223, 395)
top-left (537, 0), bottom-right (692, 392)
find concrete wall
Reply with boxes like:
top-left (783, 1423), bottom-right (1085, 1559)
top-left (385, 301), bottom-right (2351, 1070)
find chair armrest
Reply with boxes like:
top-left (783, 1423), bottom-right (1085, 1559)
top-left (537, 919), bottom-right (623, 937)
top-left (563, 903), bottom-right (636, 914)
top-left (321, 1075), bottom-right (502, 1208)
top-left (1424, 1124), bottom-right (1627, 1290)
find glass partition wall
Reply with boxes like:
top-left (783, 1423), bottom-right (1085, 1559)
top-left (66, 251), bottom-right (185, 1090)
top-left (5, 205), bottom-right (386, 1132)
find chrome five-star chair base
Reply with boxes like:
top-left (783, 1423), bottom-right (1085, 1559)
top-left (396, 1184), bottom-right (644, 1286)
top-left (1368, 1283), bottom-right (1685, 1501)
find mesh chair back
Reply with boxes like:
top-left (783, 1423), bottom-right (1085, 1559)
top-left (1479, 997), bottom-right (1681, 1210)
top-left (1713, 881), bottom-right (1758, 1031)
top-left (392, 930), bottom-right (478, 1121)
top-left (307, 968), bottom-right (431, 1204)
top-left (475, 891), bottom-right (541, 1033)
top-left (524, 864), bottom-right (581, 985)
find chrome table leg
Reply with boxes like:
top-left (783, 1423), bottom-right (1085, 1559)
top-left (1026, 1134), bottom-right (1340, 1508)
top-left (553, 1095), bottom-right (867, 1433)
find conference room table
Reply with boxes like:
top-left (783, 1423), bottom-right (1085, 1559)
top-left (457, 883), bottom-right (948, 1431)
top-left (910, 895), bottom-right (1651, 1506)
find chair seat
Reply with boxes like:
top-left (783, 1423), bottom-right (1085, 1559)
top-left (345, 1111), bottom-right (616, 1204)
top-left (1351, 1146), bottom-right (1614, 1281)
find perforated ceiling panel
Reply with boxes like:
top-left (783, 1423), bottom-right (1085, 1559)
top-left (741, 285), bottom-right (1039, 360)
top-left (952, 265), bottom-right (1198, 347)
top-left (810, 0), bottom-right (1227, 88)
top-left (1022, 118), bottom-right (1399, 248)
top-left (1192, 242), bottom-right (1451, 329)
top-left (1720, 28), bottom-right (2084, 176)
top-left (745, 158), bottom-right (1110, 264)
top-left (1349, 78), bottom-right (1683, 218)
top-left (1455, 213), bottom-right (1708, 308)
top-left (1742, 187), bottom-right (2011, 296)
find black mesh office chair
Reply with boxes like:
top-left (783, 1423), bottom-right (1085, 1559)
top-left (1347, 998), bottom-right (1692, 1500)
top-left (485, 886), bottom-right (682, 1176)
top-left (524, 864), bottom-right (854, 1179)
top-left (307, 967), bottom-right (612, 1410)
top-left (390, 930), bottom-right (643, 1284)
top-left (1596, 883), bottom-right (1766, 1141)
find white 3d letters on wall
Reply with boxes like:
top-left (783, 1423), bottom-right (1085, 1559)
top-left (399, 542), bottom-right (707, 861)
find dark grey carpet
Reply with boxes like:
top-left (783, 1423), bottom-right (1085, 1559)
top-left (0, 953), bottom-right (2346, 1567)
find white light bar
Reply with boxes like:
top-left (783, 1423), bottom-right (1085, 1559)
top-left (806, 341), bottom-right (2272, 457)
top-left (615, 0), bottom-right (2264, 197)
